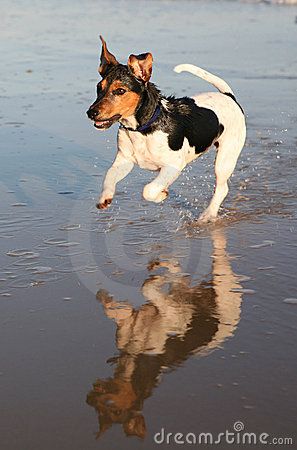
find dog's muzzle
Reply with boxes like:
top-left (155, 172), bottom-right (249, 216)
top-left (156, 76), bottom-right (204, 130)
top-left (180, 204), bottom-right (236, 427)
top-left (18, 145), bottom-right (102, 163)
top-left (86, 108), bottom-right (121, 130)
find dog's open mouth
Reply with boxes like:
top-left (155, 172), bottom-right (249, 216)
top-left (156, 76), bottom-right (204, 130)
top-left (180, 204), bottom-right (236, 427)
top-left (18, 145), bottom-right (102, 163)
top-left (94, 114), bottom-right (121, 129)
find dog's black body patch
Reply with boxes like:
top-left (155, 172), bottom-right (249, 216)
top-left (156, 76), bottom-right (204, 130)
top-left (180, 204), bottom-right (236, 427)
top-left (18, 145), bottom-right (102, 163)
top-left (133, 82), bottom-right (223, 153)
top-left (161, 97), bottom-right (222, 153)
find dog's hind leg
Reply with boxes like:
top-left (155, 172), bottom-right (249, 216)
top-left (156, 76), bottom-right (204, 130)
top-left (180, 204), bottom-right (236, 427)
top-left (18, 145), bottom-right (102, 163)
top-left (199, 128), bottom-right (246, 222)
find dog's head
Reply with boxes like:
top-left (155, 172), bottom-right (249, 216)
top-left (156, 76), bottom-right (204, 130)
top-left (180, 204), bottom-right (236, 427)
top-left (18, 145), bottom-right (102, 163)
top-left (87, 36), bottom-right (153, 130)
top-left (86, 377), bottom-right (146, 438)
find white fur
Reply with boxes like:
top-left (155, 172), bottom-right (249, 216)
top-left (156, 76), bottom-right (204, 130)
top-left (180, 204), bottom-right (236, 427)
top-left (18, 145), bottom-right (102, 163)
top-left (174, 63), bottom-right (235, 95)
top-left (98, 64), bottom-right (246, 221)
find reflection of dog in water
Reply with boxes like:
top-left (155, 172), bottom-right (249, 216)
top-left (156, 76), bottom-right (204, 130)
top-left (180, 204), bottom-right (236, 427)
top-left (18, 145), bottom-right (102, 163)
top-left (86, 229), bottom-right (243, 438)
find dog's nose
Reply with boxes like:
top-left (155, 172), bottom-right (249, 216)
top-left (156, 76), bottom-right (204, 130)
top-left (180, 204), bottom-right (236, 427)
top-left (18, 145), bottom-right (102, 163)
top-left (87, 108), bottom-right (97, 119)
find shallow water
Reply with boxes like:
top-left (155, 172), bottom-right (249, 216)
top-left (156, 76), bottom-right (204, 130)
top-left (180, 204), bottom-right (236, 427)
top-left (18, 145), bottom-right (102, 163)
top-left (1, 0), bottom-right (297, 448)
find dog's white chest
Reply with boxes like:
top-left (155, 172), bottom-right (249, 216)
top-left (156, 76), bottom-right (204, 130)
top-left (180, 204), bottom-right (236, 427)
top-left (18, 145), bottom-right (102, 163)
top-left (118, 129), bottom-right (194, 170)
top-left (118, 129), bottom-right (171, 170)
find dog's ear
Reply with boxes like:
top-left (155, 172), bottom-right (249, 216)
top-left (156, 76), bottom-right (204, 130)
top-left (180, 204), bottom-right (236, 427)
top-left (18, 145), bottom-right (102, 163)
top-left (127, 53), bottom-right (153, 84)
top-left (99, 35), bottom-right (119, 76)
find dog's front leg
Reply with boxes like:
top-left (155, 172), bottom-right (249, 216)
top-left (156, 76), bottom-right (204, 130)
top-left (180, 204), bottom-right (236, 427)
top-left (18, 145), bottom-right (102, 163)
top-left (96, 289), bottom-right (133, 322)
top-left (97, 151), bottom-right (134, 209)
top-left (143, 165), bottom-right (181, 203)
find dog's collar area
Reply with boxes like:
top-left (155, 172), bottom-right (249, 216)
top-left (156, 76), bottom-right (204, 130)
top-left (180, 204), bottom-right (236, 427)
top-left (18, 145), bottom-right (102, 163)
top-left (120, 105), bottom-right (161, 132)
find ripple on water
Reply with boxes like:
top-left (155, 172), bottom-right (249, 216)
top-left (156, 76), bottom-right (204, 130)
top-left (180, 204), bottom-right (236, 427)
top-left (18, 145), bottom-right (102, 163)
top-left (249, 240), bottom-right (275, 249)
top-left (123, 239), bottom-right (148, 246)
top-left (55, 251), bottom-right (85, 257)
top-left (230, 288), bottom-right (256, 294)
top-left (58, 224), bottom-right (81, 231)
top-left (43, 238), bottom-right (68, 245)
top-left (7, 249), bottom-right (39, 258)
top-left (57, 242), bottom-right (80, 247)
top-left (43, 238), bottom-right (80, 248)
top-left (236, 275), bottom-right (252, 282)
top-left (30, 266), bottom-right (53, 274)
top-left (13, 260), bottom-right (40, 268)
top-left (283, 298), bottom-right (297, 305)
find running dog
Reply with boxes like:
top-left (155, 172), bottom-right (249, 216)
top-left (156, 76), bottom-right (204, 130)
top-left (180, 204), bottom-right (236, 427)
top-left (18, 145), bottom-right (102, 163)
top-left (87, 37), bottom-right (246, 221)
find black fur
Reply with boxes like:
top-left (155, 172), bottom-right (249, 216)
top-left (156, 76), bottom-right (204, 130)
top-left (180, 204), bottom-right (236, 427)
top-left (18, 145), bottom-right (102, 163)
top-left (136, 86), bottom-right (223, 154)
top-left (159, 97), bottom-right (222, 154)
top-left (92, 64), bottom-right (143, 109)
top-left (105, 64), bottom-right (143, 93)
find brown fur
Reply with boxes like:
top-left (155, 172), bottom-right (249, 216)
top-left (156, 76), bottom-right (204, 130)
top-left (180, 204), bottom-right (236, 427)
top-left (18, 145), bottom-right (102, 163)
top-left (95, 380), bottom-right (137, 411)
top-left (101, 78), bottom-right (107, 90)
top-left (99, 80), bottom-right (140, 119)
top-left (128, 53), bottom-right (153, 83)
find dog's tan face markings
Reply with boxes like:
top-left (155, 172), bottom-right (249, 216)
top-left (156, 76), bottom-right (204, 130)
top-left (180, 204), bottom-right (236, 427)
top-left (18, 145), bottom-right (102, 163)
top-left (97, 380), bottom-right (137, 411)
top-left (87, 377), bottom-right (146, 438)
top-left (97, 80), bottom-right (141, 119)
top-left (100, 78), bottom-right (108, 90)
top-left (87, 38), bottom-right (154, 129)
top-left (97, 36), bottom-right (140, 119)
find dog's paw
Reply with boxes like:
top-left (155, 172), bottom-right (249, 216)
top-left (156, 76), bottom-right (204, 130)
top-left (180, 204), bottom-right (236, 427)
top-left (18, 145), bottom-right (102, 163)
top-left (155, 189), bottom-right (168, 203)
top-left (198, 210), bottom-right (217, 223)
top-left (96, 198), bottom-right (113, 209)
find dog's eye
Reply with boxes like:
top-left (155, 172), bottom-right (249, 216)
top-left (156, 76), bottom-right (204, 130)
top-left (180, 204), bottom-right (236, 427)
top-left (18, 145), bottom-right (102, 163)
top-left (112, 88), bottom-right (126, 96)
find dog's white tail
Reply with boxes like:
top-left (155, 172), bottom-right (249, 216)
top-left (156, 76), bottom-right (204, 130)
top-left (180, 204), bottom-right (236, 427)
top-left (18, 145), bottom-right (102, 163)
top-left (174, 63), bottom-right (234, 95)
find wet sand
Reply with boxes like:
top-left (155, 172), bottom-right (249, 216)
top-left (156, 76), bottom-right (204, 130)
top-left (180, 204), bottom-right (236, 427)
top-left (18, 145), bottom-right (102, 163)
top-left (1, 0), bottom-right (297, 448)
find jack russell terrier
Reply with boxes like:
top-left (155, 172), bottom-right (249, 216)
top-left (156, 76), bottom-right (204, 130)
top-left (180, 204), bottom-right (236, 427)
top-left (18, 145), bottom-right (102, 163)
top-left (87, 37), bottom-right (246, 222)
